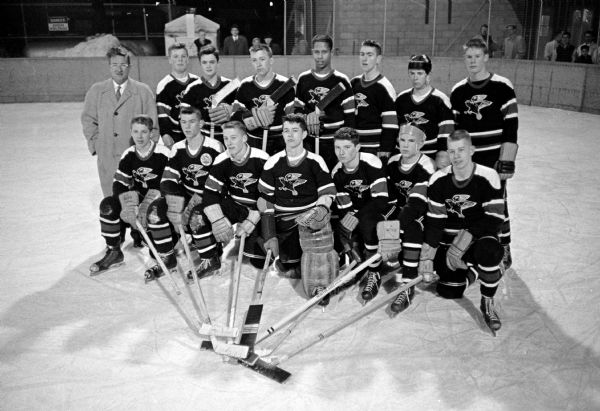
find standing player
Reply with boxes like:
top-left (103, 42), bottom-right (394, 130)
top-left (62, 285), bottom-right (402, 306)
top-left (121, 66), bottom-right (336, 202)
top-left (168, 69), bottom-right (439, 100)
top-left (90, 115), bottom-right (170, 274)
top-left (143, 107), bottom-right (224, 281)
top-left (295, 34), bottom-right (355, 169)
top-left (395, 54), bottom-right (454, 168)
top-left (385, 124), bottom-right (435, 312)
top-left (421, 130), bottom-right (505, 334)
top-left (232, 44), bottom-right (296, 155)
top-left (351, 40), bottom-right (398, 162)
top-left (450, 38), bottom-right (518, 268)
top-left (258, 114), bottom-right (337, 301)
top-left (180, 45), bottom-right (236, 145)
top-left (200, 121), bottom-right (270, 270)
top-left (156, 43), bottom-right (199, 147)
top-left (331, 127), bottom-right (389, 302)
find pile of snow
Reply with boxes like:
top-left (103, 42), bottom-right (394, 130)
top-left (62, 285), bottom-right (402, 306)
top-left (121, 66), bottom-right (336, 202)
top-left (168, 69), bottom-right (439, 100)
top-left (46, 34), bottom-right (121, 57)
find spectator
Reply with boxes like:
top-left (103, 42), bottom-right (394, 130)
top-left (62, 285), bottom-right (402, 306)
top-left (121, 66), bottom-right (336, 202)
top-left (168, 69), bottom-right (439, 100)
top-left (544, 31), bottom-right (563, 61)
top-left (222, 24), bottom-right (249, 55)
top-left (193, 29), bottom-right (211, 52)
top-left (291, 31), bottom-right (310, 55)
top-left (502, 24), bottom-right (526, 59)
top-left (553, 31), bottom-right (575, 62)
top-left (81, 47), bottom-right (158, 197)
top-left (574, 44), bottom-right (593, 64)
top-left (473, 24), bottom-right (499, 57)
top-left (264, 34), bottom-right (282, 55)
top-left (573, 30), bottom-right (598, 63)
top-left (251, 37), bottom-right (261, 49)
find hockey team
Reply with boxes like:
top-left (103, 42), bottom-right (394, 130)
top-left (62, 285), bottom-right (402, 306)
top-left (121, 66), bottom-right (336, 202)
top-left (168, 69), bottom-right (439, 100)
top-left (85, 36), bottom-right (518, 336)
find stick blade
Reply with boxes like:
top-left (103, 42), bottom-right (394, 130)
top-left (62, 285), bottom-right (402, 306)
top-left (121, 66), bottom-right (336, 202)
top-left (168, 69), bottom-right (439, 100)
top-left (213, 341), bottom-right (250, 359)
top-left (239, 304), bottom-right (263, 347)
top-left (240, 353), bottom-right (291, 384)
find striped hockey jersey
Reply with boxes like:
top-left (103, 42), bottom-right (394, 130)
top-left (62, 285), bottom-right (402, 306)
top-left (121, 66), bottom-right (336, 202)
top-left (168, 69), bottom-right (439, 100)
top-left (113, 142), bottom-right (171, 197)
top-left (156, 73), bottom-right (199, 142)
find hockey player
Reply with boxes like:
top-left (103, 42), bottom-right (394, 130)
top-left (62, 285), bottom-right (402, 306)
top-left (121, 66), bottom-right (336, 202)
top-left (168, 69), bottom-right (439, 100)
top-left (294, 34), bottom-right (355, 169)
top-left (450, 38), bottom-right (518, 269)
top-left (351, 40), bottom-right (398, 162)
top-left (180, 45), bottom-right (236, 145)
top-left (232, 44), bottom-right (296, 155)
top-left (143, 106), bottom-right (224, 281)
top-left (258, 114), bottom-right (337, 302)
top-left (395, 54), bottom-right (454, 168)
top-left (420, 130), bottom-right (505, 334)
top-left (90, 115), bottom-right (170, 274)
top-left (385, 123), bottom-right (436, 312)
top-left (331, 127), bottom-right (390, 302)
top-left (201, 121), bottom-right (270, 270)
top-left (156, 43), bottom-right (199, 147)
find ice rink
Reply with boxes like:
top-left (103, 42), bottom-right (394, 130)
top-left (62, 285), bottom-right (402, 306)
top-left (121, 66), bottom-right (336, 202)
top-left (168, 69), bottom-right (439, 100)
top-left (1, 103), bottom-right (599, 410)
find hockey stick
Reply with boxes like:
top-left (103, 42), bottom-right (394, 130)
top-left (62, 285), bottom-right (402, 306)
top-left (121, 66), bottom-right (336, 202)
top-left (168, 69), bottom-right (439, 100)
top-left (226, 233), bottom-right (246, 342)
top-left (270, 275), bottom-right (423, 366)
top-left (312, 82), bottom-right (347, 156)
top-left (256, 254), bottom-right (379, 345)
top-left (261, 76), bottom-right (296, 152)
top-left (208, 78), bottom-right (240, 141)
top-left (261, 128), bottom-right (268, 152)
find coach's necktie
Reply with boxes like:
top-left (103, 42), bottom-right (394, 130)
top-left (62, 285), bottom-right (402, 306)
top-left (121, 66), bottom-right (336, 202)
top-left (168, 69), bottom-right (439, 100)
top-left (116, 85), bottom-right (121, 101)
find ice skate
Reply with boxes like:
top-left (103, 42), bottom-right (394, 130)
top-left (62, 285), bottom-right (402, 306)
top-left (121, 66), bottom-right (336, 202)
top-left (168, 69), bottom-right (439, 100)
top-left (131, 230), bottom-right (144, 248)
top-left (90, 247), bottom-right (124, 275)
top-left (390, 284), bottom-right (415, 314)
top-left (145, 252), bottom-right (176, 283)
top-left (501, 244), bottom-right (512, 270)
top-left (187, 254), bottom-right (221, 282)
top-left (480, 296), bottom-right (501, 336)
top-left (312, 286), bottom-right (329, 307)
top-left (361, 270), bottom-right (381, 302)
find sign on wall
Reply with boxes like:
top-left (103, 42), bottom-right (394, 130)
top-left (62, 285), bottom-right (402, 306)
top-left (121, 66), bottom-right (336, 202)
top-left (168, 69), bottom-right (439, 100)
top-left (48, 17), bottom-right (69, 32)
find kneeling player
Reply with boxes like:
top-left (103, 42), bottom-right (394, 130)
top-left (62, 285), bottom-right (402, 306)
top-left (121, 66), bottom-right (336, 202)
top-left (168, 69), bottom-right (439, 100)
top-left (258, 114), bottom-right (337, 303)
top-left (201, 121), bottom-right (270, 268)
top-left (385, 124), bottom-right (435, 312)
top-left (90, 115), bottom-right (170, 274)
top-left (331, 127), bottom-right (390, 302)
top-left (421, 130), bottom-right (505, 334)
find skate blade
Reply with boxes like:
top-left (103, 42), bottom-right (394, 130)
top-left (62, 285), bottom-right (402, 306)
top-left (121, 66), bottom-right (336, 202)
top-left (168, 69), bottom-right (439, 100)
top-left (89, 261), bottom-right (124, 276)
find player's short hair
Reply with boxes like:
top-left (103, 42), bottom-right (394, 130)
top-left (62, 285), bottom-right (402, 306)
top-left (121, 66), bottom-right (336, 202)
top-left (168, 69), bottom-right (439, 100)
top-left (464, 38), bottom-right (489, 55)
top-left (361, 39), bottom-right (382, 56)
top-left (222, 120), bottom-right (247, 134)
top-left (131, 114), bottom-right (153, 130)
top-left (563, 31), bottom-right (571, 38)
top-left (167, 42), bottom-right (188, 57)
top-left (312, 34), bottom-right (333, 50)
top-left (198, 45), bottom-right (220, 62)
top-left (334, 127), bottom-right (360, 146)
top-left (179, 106), bottom-right (202, 121)
top-left (399, 123), bottom-right (426, 143)
top-left (282, 113), bottom-right (307, 132)
top-left (408, 54), bottom-right (432, 74)
top-left (249, 44), bottom-right (273, 57)
top-left (448, 129), bottom-right (472, 145)
top-left (106, 47), bottom-right (131, 64)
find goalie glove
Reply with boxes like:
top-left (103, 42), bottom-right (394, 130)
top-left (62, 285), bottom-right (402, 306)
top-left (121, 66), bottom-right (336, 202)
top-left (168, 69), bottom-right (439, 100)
top-left (236, 209), bottom-right (261, 237)
top-left (118, 191), bottom-right (139, 226)
top-left (376, 220), bottom-right (402, 263)
top-left (306, 111), bottom-right (320, 136)
top-left (295, 205), bottom-right (330, 231)
top-left (251, 106), bottom-right (275, 129)
top-left (208, 104), bottom-right (233, 124)
top-left (446, 229), bottom-right (474, 271)
top-left (494, 142), bottom-right (518, 180)
top-left (419, 243), bottom-right (437, 282)
top-left (165, 194), bottom-right (185, 226)
top-left (137, 189), bottom-right (161, 229)
top-left (182, 193), bottom-right (202, 226)
top-left (204, 204), bottom-right (234, 244)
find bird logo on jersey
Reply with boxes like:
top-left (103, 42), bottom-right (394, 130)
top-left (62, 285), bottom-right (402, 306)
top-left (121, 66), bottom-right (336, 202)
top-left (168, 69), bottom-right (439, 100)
top-left (395, 180), bottom-right (413, 202)
top-left (175, 90), bottom-right (185, 109)
top-left (308, 87), bottom-right (329, 105)
top-left (278, 173), bottom-right (307, 196)
top-left (464, 95), bottom-right (492, 120)
top-left (132, 167), bottom-right (158, 189)
top-left (203, 95), bottom-right (215, 108)
top-left (230, 173), bottom-right (258, 193)
top-left (252, 95), bottom-right (270, 107)
top-left (182, 164), bottom-right (208, 186)
top-left (446, 194), bottom-right (476, 218)
top-left (354, 93), bottom-right (368, 108)
top-left (344, 179), bottom-right (370, 198)
top-left (404, 111), bottom-right (429, 126)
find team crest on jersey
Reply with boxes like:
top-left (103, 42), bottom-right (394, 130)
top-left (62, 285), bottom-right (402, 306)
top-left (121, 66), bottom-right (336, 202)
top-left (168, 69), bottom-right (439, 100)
top-left (200, 153), bottom-right (213, 166)
top-left (395, 180), bottom-right (412, 201)
top-left (445, 194), bottom-right (476, 218)
top-left (354, 93), bottom-right (368, 108)
top-left (203, 95), bottom-right (215, 108)
top-left (230, 173), bottom-right (258, 193)
top-left (344, 179), bottom-right (369, 198)
top-left (404, 111), bottom-right (429, 125)
top-left (175, 90), bottom-right (185, 108)
top-left (182, 164), bottom-right (208, 186)
top-left (308, 87), bottom-right (329, 104)
top-left (278, 173), bottom-right (307, 196)
top-left (464, 95), bottom-right (492, 120)
top-left (132, 167), bottom-right (158, 189)
top-left (252, 95), bottom-right (270, 107)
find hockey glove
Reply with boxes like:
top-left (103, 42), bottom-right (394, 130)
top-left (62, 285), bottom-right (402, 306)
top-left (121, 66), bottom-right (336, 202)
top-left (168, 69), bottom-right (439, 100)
top-left (137, 189), bottom-right (161, 229)
top-left (251, 106), bottom-right (275, 129)
top-left (376, 220), bottom-right (402, 264)
top-left (306, 111), bottom-right (320, 136)
top-left (204, 204), bottom-right (234, 244)
top-left (263, 236), bottom-right (279, 258)
top-left (446, 229), bottom-right (474, 271)
top-left (296, 205), bottom-right (330, 231)
top-left (494, 142), bottom-right (518, 180)
top-left (208, 104), bottom-right (233, 124)
top-left (419, 243), bottom-right (437, 283)
top-left (236, 209), bottom-right (261, 237)
top-left (182, 193), bottom-right (203, 227)
top-left (118, 191), bottom-right (139, 227)
top-left (165, 194), bottom-right (185, 226)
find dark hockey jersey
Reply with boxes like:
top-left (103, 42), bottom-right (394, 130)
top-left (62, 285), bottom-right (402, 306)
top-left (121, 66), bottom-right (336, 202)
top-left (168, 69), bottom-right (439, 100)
top-left (156, 73), bottom-right (199, 142)
top-left (331, 152), bottom-right (389, 214)
top-left (351, 74), bottom-right (398, 152)
top-left (160, 136), bottom-right (224, 199)
top-left (294, 69), bottom-right (355, 139)
top-left (424, 164), bottom-right (505, 247)
top-left (450, 74), bottom-right (518, 167)
top-left (203, 145), bottom-right (269, 209)
top-left (258, 150), bottom-right (336, 217)
top-left (113, 142), bottom-right (171, 197)
top-left (395, 87), bottom-right (454, 156)
top-left (180, 76), bottom-right (237, 142)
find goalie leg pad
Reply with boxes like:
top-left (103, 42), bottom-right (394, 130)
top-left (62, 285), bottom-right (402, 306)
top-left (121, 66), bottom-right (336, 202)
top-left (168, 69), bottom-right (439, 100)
top-left (99, 196), bottom-right (122, 247)
top-left (298, 222), bottom-right (335, 253)
top-left (298, 223), bottom-right (338, 297)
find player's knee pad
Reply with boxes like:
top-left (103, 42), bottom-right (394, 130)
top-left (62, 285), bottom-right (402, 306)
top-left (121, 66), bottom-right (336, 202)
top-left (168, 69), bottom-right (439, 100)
top-left (435, 247), bottom-right (467, 299)
top-left (99, 196), bottom-right (120, 218)
top-left (146, 197), bottom-right (168, 225)
top-left (473, 236), bottom-right (503, 267)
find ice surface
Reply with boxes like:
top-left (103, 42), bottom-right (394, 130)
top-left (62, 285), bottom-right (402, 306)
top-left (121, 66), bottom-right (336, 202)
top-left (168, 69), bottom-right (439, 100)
top-left (1, 103), bottom-right (599, 410)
